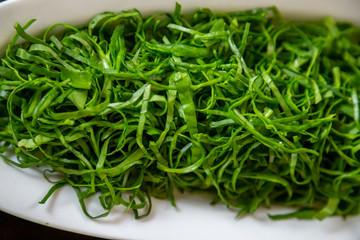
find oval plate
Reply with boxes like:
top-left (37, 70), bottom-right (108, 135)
top-left (0, 0), bottom-right (360, 239)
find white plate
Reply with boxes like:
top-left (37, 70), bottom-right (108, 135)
top-left (1, 0), bottom-right (360, 239)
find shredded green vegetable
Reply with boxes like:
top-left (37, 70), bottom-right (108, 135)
top-left (1, 4), bottom-right (360, 220)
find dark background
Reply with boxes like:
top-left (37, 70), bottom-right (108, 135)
top-left (0, 0), bottom-right (105, 239)
top-left (0, 211), bottom-right (106, 240)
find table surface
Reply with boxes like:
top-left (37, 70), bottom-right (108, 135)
top-left (0, 210), bottom-right (106, 239)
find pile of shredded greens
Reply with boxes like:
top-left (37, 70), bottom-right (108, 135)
top-left (1, 4), bottom-right (360, 220)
